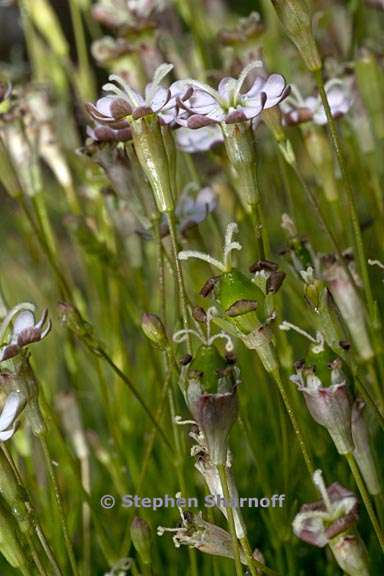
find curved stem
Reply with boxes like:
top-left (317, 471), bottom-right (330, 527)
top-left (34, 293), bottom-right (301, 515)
top-left (97, 347), bottom-right (172, 450)
top-left (217, 464), bottom-right (243, 576)
top-left (345, 452), bottom-right (384, 553)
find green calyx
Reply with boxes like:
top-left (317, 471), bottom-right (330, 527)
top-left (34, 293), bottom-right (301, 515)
top-left (190, 345), bottom-right (228, 393)
top-left (216, 270), bottom-right (263, 334)
top-left (131, 114), bottom-right (174, 213)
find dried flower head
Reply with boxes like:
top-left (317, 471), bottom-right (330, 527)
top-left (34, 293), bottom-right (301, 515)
top-left (217, 12), bottom-right (264, 46)
top-left (92, 0), bottom-right (165, 30)
top-left (158, 503), bottom-right (246, 563)
top-left (0, 304), bottom-right (51, 362)
top-left (293, 469), bottom-right (359, 547)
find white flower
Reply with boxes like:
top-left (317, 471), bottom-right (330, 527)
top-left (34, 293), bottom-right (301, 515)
top-left (175, 125), bottom-right (224, 153)
top-left (282, 79), bottom-right (353, 126)
top-left (0, 304), bottom-right (51, 362)
top-left (176, 62), bottom-right (290, 127)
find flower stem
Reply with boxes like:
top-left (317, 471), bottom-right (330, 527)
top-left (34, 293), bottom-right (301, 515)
top-left (345, 452), bottom-right (384, 552)
top-left (39, 435), bottom-right (79, 576)
top-left (96, 347), bottom-right (172, 449)
top-left (68, 0), bottom-right (95, 100)
top-left (216, 464), bottom-right (243, 576)
top-left (166, 209), bottom-right (192, 353)
top-left (271, 368), bottom-right (315, 477)
top-left (1, 445), bottom-right (63, 576)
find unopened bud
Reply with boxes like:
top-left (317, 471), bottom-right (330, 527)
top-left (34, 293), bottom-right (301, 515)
top-left (351, 399), bottom-right (381, 495)
top-left (130, 516), bottom-right (152, 566)
top-left (141, 313), bottom-right (168, 350)
top-left (271, 0), bottom-right (321, 71)
top-left (322, 256), bottom-right (373, 361)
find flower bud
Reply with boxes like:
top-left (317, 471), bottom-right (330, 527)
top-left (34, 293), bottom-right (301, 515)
top-left (141, 313), bottom-right (168, 350)
top-left (330, 534), bottom-right (369, 576)
top-left (271, 0), bottom-right (321, 72)
top-left (321, 255), bottom-right (373, 361)
top-left (292, 361), bottom-right (354, 454)
top-left (130, 516), bottom-right (152, 566)
top-left (351, 399), bottom-right (381, 495)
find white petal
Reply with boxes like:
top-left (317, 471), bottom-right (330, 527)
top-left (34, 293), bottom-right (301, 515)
top-left (13, 311), bottom-right (35, 336)
top-left (218, 77), bottom-right (236, 100)
top-left (95, 96), bottom-right (116, 118)
top-left (262, 74), bottom-right (285, 98)
top-left (0, 425), bottom-right (17, 442)
top-left (0, 392), bottom-right (25, 432)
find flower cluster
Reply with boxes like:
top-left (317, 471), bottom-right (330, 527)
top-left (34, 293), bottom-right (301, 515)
top-left (87, 61), bottom-right (290, 133)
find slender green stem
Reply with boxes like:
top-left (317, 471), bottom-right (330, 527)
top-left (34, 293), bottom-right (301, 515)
top-left (80, 457), bottom-right (91, 576)
top-left (345, 453), bottom-right (384, 552)
top-left (39, 435), bottom-right (79, 576)
top-left (271, 368), bottom-right (315, 477)
top-left (167, 373), bottom-right (199, 576)
top-left (153, 215), bottom-right (166, 323)
top-left (217, 464), bottom-right (243, 576)
top-left (166, 209), bottom-right (192, 353)
top-left (26, 531), bottom-right (47, 576)
top-left (96, 347), bottom-right (172, 450)
top-left (1, 445), bottom-right (63, 576)
top-left (68, 0), bottom-right (95, 99)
